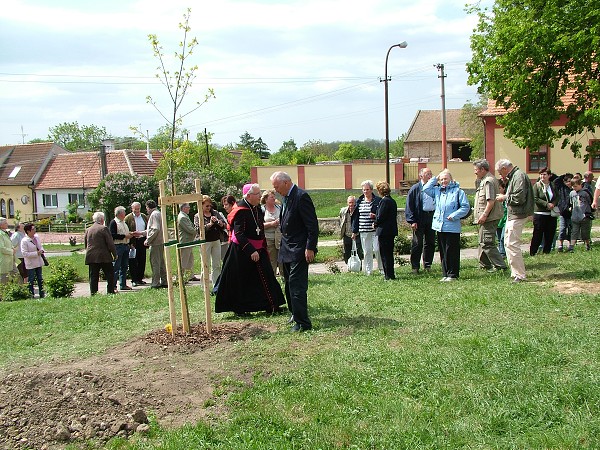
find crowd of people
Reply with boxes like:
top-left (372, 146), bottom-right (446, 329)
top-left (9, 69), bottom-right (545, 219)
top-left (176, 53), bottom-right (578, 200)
top-left (1, 164), bottom-right (597, 332)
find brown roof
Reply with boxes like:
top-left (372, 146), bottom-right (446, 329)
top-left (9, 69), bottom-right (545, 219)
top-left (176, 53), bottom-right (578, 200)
top-left (480, 88), bottom-right (578, 117)
top-left (36, 150), bottom-right (163, 189)
top-left (404, 109), bottom-right (471, 142)
top-left (0, 142), bottom-right (68, 186)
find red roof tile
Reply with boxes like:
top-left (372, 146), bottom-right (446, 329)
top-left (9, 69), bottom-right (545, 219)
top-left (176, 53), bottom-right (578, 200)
top-left (36, 150), bottom-right (163, 190)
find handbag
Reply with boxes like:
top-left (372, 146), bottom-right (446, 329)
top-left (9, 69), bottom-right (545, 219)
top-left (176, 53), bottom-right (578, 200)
top-left (550, 206), bottom-right (561, 217)
top-left (347, 240), bottom-right (362, 273)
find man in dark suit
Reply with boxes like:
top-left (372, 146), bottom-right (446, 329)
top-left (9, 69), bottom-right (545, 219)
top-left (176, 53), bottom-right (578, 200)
top-left (271, 171), bottom-right (319, 332)
top-left (84, 212), bottom-right (117, 295)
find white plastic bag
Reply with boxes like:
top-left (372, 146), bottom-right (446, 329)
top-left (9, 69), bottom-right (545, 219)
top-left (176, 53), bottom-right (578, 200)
top-left (347, 240), bottom-right (361, 273)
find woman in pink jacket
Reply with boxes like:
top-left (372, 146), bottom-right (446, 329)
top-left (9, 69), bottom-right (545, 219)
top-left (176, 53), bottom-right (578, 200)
top-left (20, 223), bottom-right (45, 298)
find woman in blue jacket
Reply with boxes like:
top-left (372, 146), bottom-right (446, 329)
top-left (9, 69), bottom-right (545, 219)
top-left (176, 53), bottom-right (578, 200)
top-left (423, 169), bottom-right (470, 281)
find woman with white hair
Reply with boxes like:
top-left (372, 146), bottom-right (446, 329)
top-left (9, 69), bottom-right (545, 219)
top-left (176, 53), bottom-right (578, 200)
top-left (351, 180), bottom-right (383, 275)
top-left (423, 169), bottom-right (470, 281)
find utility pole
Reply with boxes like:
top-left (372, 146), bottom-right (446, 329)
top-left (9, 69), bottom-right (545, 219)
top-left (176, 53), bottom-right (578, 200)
top-left (204, 128), bottom-right (210, 167)
top-left (435, 63), bottom-right (448, 169)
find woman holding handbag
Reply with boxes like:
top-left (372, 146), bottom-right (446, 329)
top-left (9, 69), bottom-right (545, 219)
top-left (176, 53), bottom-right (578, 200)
top-left (20, 223), bottom-right (45, 298)
top-left (530, 167), bottom-right (557, 255)
top-left (260, 189), bottom-right (283, 276)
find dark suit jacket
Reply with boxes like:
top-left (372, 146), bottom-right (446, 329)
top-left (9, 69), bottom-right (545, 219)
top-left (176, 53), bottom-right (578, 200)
top-left (375, 195), bottom-right (399, 237)
top-left (278, 185), bottom-right (319, 263)
top-left (84, 223), bottom-right (117, 264)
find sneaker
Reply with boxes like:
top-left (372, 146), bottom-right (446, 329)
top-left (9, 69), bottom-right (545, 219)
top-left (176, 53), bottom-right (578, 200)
top-left (440, 277), bottom-right (448, 282)
top-left (512, 276), bottom-right (524, 283)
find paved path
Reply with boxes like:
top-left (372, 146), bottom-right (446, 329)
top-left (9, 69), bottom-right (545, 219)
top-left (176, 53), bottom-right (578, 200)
top-left (44, 228), bottom-right (599, 298)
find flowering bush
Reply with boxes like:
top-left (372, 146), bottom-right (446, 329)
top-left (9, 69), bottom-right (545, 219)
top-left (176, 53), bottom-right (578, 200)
top-left (86, 173), bottom-right (159, 220)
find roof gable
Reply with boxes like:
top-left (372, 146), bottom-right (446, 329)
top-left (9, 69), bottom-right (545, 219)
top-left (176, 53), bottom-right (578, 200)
top-left (404, 109), bottom-right (470, 143)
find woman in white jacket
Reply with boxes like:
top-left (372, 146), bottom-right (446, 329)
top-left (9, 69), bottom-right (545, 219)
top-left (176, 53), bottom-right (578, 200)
top-left (20, 223), bottom-right (45, 298)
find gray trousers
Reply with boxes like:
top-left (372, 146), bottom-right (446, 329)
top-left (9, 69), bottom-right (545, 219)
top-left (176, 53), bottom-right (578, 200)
top-left (478, 220), bottom-right (507, 270)
top-left (149, 244), bottom-right (168, 287)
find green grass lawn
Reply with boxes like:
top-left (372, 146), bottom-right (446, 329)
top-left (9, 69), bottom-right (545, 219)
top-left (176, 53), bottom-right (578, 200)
top-left (1, 247), bottom-right (599, 448)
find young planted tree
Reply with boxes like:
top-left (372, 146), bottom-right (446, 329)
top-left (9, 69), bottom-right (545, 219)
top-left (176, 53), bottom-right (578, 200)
top-left (145, 8), bottom-right (215, 154)
top-left (467, 0), bottom-right (600, 160)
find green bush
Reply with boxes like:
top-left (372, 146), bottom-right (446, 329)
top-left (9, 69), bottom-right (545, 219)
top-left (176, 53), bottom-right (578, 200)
top-left (394, 233), bottom-right (412, 255)
top-left (0, 275), bottom-right (31, 302)
top-left (45, 259), bottom-right (78, 298)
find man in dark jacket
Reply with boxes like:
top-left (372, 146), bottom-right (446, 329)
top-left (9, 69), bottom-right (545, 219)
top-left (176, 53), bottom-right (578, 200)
top-left (405, 167), bottom-right (436, 274)
top-left (271, 171), bottom-right (319, 332)
top-left (84, 212), bottom-right (117, 295)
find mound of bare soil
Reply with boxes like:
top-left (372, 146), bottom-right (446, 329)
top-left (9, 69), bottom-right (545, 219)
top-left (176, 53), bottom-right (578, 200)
top-left (0, 322), bottom-right (273, 450)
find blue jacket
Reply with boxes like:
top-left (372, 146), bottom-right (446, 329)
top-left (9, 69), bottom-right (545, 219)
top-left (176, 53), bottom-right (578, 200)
top-left (423, 177), bottom-right (470, 233)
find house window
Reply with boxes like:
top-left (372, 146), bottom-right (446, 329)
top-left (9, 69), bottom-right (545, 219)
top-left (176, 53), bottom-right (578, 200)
top-left (42, 194), bottom-right (58, 208)
top-left (68, 193), bottom-right (85, 207)
top-left (0, 199), bottom-right (5, 217)
top-left (590, 140), bottom-right (600, 171)
top-left (8, 199), bottom-right (14, 218)
top-left (8, 166), bottom-right (21, 178)
top-left (528, 145), bottom-right (548, 172)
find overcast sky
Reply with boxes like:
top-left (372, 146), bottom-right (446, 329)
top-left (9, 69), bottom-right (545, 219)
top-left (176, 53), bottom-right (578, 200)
top-left (0, 0), bottom-right (486, 151)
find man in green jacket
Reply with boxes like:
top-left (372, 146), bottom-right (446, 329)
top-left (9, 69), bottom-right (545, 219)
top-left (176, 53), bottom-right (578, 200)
top-left (495, 159), bottom-right (534, 283)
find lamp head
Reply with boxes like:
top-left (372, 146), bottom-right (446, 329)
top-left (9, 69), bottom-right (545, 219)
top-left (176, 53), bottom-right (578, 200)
top-left (397, 41), bottom-right (408, 48)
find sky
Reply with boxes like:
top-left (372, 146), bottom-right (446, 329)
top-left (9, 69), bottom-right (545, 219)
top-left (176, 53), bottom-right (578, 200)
top-left (0, 0), bottom-right (486, 151)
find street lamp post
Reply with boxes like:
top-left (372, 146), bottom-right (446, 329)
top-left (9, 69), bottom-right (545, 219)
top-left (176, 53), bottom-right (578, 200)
top-left (383, 41), bottom-right (408, 186)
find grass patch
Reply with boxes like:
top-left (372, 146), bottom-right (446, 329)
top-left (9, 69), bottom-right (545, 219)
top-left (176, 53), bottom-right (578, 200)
top-left (2, 248), bottom-right (600, 448)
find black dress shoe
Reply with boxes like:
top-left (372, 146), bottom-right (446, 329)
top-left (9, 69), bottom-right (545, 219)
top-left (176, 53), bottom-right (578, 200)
top-left (291, 324), bottom-right (312, 332)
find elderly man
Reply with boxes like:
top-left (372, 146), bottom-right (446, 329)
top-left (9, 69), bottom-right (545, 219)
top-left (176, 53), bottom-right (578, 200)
top-left (271, 171), bottom-right (319, 332)
top-left (339, 195), bottom-right (363, 264)
top-left (85, 212), bottom-right (117, 295)
top-left (125, 201), bottom-right (148, 287)
top-left (473, 159), bottom-right (507, 272)
top-left (145, 200), bottom-right (169, 289)
top-left (405, 167), bottom-right (436, 274)
top-left (177, 203), bottom-right (199, 282)
top-left (109, 206), bottom-right (137, 292)
top-left (495, 159), bottom-right (534, 282)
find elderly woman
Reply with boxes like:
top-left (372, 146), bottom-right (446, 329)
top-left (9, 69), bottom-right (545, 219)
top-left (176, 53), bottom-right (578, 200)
top-left (220, 195), bottom-right (237, 259)
top-left (423, 169), bottom-right (470, 281)
top-left (260, 188), bottom-right (282, 276)
top-left (351, 180), bottom-right (383, 275)
top-left (0, 217), bottom-right (15, 283)
top-left (215, 183), bottom-right (285, 315)
top-left (20, 223), bottom-right (45, 297)
top-left (374, 181), bottom-right (398, 280)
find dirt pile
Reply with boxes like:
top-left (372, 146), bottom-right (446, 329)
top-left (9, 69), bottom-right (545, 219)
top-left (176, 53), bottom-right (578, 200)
top-left (0, 322), bottom-right (273, 449)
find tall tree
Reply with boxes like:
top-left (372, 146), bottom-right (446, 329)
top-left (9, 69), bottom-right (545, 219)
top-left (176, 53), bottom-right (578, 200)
top-left (146, 8), bottom-right (215, 153)
top-left (467, 0), bottom-right (600, 160)
top-left (48, 121), bottom-right (109, 151)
